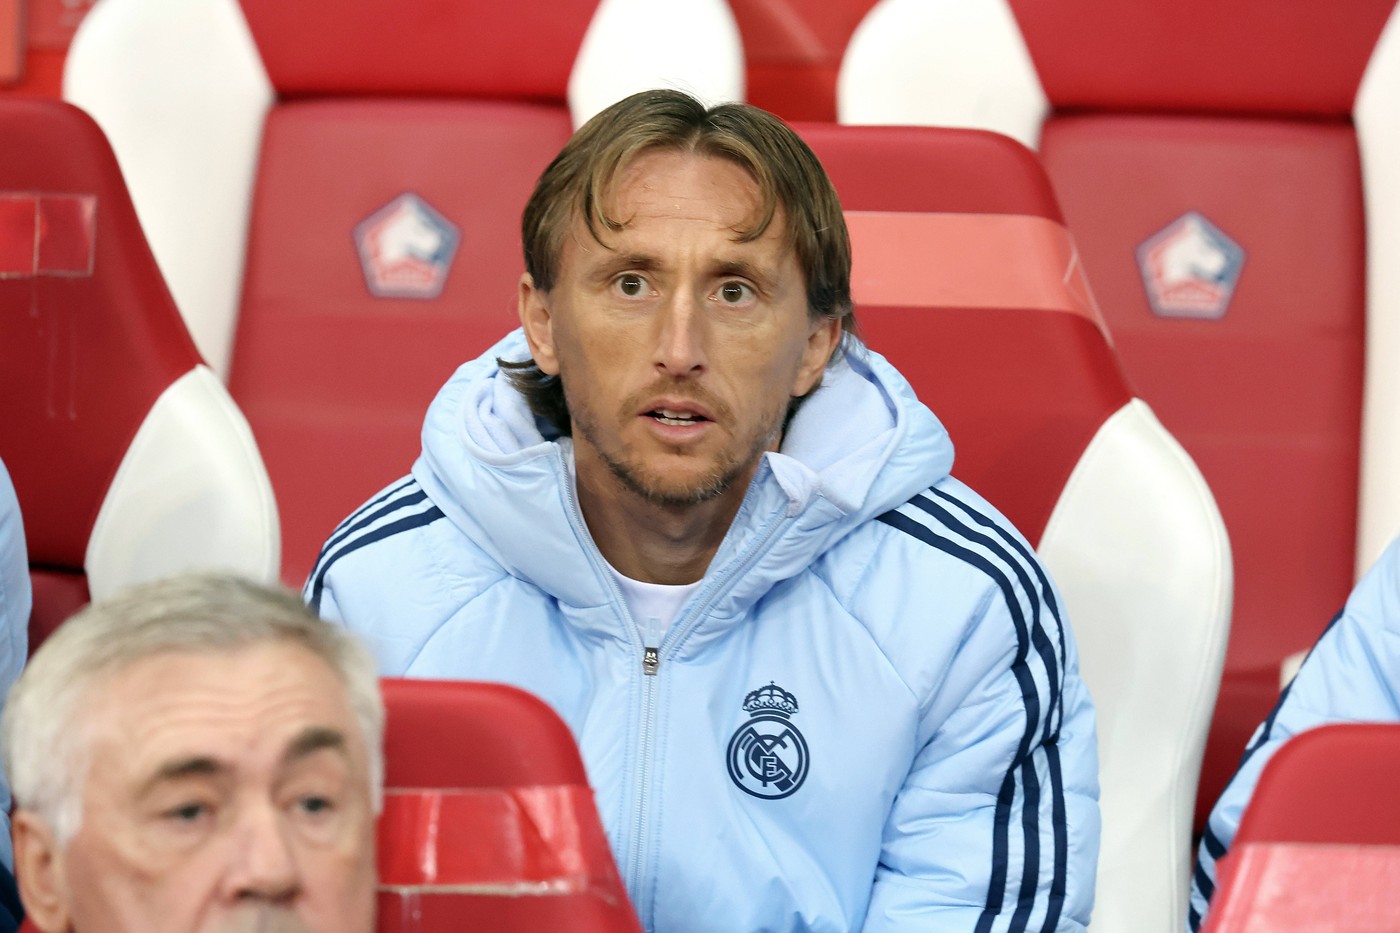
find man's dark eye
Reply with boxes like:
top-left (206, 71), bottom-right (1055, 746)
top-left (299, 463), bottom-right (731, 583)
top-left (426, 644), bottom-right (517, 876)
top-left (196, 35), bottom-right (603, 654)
top-left (166, 802), bottom-right (209, 823)
top-left (619, 275), bottom-right (645, 296)
top-left (718, 282), bottom-right (752, 303)
top-left (299, 795), bottom-right (334, 815)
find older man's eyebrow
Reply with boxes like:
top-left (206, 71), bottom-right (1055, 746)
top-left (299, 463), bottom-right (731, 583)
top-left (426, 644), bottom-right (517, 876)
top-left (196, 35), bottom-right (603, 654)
top-left (137, 756), bottom-right (227, 798)
top-left (282, 726), bottom-right (350, 767)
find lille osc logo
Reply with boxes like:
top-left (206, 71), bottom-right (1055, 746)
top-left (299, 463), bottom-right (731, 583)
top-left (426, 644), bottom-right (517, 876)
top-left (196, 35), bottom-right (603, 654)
top-left (1136, 211), bottom-right (1245, 320)
top-left (354, 193), bottom-right (460, 299)
top-left (726, 682), bottom-right (809, 799)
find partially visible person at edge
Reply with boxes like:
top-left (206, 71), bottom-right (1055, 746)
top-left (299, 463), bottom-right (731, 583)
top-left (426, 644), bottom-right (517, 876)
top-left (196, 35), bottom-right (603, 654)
top-left (1188, 534), bottom-right (1400, 931)
top-left (308, 88), bottom-right (1100, 932)
top-left (0, 460), bottom-right (30, 931)
top-left (4, 573), bottom-right (383, 933)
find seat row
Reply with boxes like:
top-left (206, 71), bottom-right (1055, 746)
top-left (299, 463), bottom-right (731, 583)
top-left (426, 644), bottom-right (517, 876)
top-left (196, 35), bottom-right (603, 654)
top-left (2, 95), bottom-right (1220, 933)
top-left (4, 0), bottom-right (1400, 929)
top-left (45, 0), bottom-right (1400, 842)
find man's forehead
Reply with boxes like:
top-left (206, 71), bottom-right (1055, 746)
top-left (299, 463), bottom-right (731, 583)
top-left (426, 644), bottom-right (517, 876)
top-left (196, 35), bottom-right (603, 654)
top-left (81, 645), bottom-right (358, 760)
top-left (138, 725), bottom-right (353, 789)
top-left (568, 154), bottom-right (792, 261)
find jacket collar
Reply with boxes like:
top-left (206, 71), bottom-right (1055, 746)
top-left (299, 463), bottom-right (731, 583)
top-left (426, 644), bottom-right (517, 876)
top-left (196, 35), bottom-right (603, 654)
top-left (413, 329), bottom-right (955, 624)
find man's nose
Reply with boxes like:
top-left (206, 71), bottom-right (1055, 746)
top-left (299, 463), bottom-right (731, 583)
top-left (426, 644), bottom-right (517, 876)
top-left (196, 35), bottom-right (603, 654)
top-left (227, 805), bottom-right (302, 904)
top-left (653, 290), bottom-right (708, 376)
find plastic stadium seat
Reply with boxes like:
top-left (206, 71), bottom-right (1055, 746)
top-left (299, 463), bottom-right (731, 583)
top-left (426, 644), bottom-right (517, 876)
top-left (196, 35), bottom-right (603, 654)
top-left (378, 678), bottom-right (641, 932)
top-left (839, 0), bottom-right (1400, 843)
top-left (62, 0), bottom-right (744, 586)
top-left (727, 0), bottom-right (879, 121)
top-left (1229, 723), bottom-right (1400, 848)
top-left (796, 123), bottom-right (1231, 933)
top-left (1201, 724), bottom-right (1400, 933)
top-left (0, 98), bottom-right (278, 646)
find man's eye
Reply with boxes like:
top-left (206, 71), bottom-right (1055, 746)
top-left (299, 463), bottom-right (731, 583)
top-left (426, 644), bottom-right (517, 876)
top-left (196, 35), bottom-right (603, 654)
top-left (716, 281), bottom-right (754, 304)
top-left (297, 795), bottom-right (335, 816)
top-left (164, 802), bottom-right (210, 824)
top-left (615, 274), bottom-right (648, 297)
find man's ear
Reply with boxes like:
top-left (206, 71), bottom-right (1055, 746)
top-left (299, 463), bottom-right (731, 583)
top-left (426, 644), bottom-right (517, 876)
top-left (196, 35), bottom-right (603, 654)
top-left (792, 315), bottom-right (843, 398)
top-left (13, 809), bottom-right (72, 933)
top-left (518, 273), bottom-right (561, 376)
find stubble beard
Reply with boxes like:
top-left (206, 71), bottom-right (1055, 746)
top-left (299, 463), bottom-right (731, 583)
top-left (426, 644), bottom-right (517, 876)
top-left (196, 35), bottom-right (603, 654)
top-left (566, 381), bottom-right (787, 511)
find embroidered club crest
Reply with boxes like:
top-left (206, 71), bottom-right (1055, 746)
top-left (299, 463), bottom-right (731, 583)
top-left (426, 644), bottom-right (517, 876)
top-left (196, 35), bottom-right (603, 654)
top-left (727, 682), bottom-right (809, 799)
top-left (354, 193), bottom-right (459, 299)
top-left (1136, 211), bottom-right (1245, 320)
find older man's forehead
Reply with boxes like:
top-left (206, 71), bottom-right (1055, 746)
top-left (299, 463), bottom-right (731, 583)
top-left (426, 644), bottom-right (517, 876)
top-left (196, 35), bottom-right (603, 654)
top-left (133, 725), bottom-right (354, 797)
top-left (80, 644), bottom-right (361, 781)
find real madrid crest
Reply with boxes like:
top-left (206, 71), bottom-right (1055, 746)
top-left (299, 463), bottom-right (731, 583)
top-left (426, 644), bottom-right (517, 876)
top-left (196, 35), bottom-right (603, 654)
top-left (727, 682), bottom-right (809, 799)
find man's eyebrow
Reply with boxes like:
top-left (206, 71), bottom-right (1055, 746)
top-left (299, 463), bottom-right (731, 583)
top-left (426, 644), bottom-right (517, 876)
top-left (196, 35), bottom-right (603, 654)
top-left (714, 259), bottom-right (774, 285)
top-left (282, 726), bottom-right (350, 767)
top-left (138, 756), bottom-right (227, 797)
top-left (583, 253), bottom-right (659, 282)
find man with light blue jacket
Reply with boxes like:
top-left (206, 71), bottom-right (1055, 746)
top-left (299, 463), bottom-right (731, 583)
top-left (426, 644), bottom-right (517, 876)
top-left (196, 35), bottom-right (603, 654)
top-left (310, 89), bottom-right (1099, 932)
top-left (1188, 534), bottom-right (1400, 931)
top-left (0, 459), bottom-right (29, 874)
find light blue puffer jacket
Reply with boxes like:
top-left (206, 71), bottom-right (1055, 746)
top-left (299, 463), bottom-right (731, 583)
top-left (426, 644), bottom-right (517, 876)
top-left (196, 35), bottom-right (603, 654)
top-left (309, 330), bottom-right (1099, 933)
top-left (1188, 535), bottom-right (1400, 931)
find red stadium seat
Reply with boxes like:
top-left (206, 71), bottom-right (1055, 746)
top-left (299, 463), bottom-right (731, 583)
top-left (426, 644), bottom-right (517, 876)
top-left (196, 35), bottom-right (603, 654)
top-left (727, 0), bottom-right (879, 121)
top-left (840, 0), bottom-right (1400, 849)
top-left (1229, 723), bottom-right (1400, 848)
top-left (378, 678), bottom-right (641, 932)
top-left (797, 123), bottom-right (1231, 933)
top-left (0, 98), bottom-right (278, 646)
top-left (1201, 724), bottom-right (1400, 933)
top-left (61, 0), bottom-right (743, 587)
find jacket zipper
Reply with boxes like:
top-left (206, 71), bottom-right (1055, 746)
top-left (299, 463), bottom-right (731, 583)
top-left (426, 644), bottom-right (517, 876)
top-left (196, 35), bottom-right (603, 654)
top-left (558, 450), bottom-right (659, 922)
top-left (620, 509), bottom-right (788, 929)
top-left (557, 448), bottom-right (793, 928)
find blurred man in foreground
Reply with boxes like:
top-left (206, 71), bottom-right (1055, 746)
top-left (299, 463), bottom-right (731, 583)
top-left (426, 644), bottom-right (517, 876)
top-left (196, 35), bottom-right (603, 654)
top-left (3, 574), bottom-right (383, 933)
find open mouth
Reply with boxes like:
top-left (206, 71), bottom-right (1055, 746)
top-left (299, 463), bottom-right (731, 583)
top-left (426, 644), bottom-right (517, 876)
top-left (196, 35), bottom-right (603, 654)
top-left (648, 408), bottom-right (709, 427)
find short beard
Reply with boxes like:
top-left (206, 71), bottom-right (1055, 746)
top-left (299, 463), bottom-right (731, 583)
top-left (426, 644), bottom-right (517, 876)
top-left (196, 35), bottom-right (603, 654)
top-left (599, 443), bottom-right (747, 509)
top-left (566, 378), bottom-right (786, 511)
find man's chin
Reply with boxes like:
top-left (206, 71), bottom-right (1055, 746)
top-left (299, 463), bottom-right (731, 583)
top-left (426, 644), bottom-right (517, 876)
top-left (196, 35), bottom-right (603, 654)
top-left (609, 460), bottom-right (743, 510)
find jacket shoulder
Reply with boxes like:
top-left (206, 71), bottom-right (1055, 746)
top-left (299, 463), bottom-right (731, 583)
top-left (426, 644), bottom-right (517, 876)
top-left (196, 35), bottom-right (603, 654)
top-left (822, 478), bottom-right (1069, 701)
top-left (305, 475), bottom-right (508, 670)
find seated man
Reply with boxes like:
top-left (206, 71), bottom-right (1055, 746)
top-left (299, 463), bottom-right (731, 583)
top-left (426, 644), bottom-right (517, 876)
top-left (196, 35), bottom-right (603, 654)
top-left (311, 88), bottom-right (1100, 931)
top-left (0, 460), bottom-right (29, 931)
top-left (1188, 534), bottom-right (1400, 931)
top-left (0, 460), bottom-right (28, 865)
top-left (3, 574), bottom-right (383, 933)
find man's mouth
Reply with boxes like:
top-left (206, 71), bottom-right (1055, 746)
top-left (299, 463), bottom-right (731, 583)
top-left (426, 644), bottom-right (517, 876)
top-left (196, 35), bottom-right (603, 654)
top-left (648, 408), bottom-right (709, 427)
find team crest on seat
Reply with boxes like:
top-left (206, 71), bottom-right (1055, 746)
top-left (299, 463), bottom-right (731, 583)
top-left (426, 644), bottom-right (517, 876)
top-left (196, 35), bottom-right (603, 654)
top-left (354, 193), bottom-right (459, 299)
top-left (1136, 211), bottom-right (1245, 320)
top-left (727, 682), bottom-right (809, 799)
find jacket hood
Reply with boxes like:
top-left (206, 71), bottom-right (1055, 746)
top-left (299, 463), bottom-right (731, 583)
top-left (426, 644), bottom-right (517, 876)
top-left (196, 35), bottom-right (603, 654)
top-left (414, 329), bottom-right (954, 616)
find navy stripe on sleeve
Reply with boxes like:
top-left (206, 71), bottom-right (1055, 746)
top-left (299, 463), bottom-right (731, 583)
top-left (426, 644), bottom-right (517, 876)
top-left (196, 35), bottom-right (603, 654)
top-left (930, 488), bottom-right (1068, 737)
top-left (325, 475), bottom-right (415, 541)
top-left (1037, 744), bottom-right (1068, 933)
top-left (305, 477), bottom-right (419, 585)
top-left (914, 493), bottom-right (1065, 743)
top-left (878, 489), bottom-right (1067, 933)
top-left (911, 490), bottom-right (1070, 933)
top-left (1189, 607), bottom-right (1348, 928)
top-left (308, 503), bottom-right (446, 614)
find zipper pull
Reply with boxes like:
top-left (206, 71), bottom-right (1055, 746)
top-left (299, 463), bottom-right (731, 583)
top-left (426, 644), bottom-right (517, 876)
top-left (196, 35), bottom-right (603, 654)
top-left (643, 646), bottom-right (660, 676)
